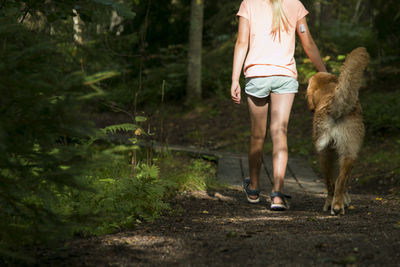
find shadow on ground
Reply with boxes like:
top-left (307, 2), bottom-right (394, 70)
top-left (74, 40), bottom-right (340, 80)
top-left (35, 187), bottom-right (400, 266)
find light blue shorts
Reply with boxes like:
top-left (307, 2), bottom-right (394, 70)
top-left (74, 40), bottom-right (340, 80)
top-left (245, 76), bottom-right (299, 98)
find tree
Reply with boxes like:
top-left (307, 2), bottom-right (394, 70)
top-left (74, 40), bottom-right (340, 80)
top-left (186, 0), bottom-right (204, 104)
top-left (73, 8), bottom-right (84, 44)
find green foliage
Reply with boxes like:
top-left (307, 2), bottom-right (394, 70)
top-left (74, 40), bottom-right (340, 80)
top-left (0, 20), bottom-right (98, 256)
top-left (160, 155), bottom-right (220, 193)
top-left (40, 153), bottom-right (217, 238)
top-left (372, 1), bottom-right (400, 58)
top-left (297, 55), bottom-right (345, 84)
top-left (361, 91), bottom-right (400, 134)
top-left (0, 16), bottom-right (129, 262)
top-left (0, 0), bottom-right (136, 22)
top-left (320, 20), bottom-right (374, 55)
top-left (203, 38), bottom-right (236, 97)
top-left (139, 45), bottom-right (187, 105)
top-left (363, 148), bottom-right (400, 176)
top-left (53, 159), bottom-right (169, 236)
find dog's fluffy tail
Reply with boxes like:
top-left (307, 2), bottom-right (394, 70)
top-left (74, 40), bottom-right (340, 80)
top-left (330, 47), bottom-right (370, 119)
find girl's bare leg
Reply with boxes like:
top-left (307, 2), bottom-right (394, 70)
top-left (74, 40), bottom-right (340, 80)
top-left (247, 95), bottom-right (269, 198)
top-left (269, 93), bottom-right (295, 204)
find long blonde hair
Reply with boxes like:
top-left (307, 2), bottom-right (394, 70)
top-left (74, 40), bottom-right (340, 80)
top-left (270, 0), bottom-right (290, 40)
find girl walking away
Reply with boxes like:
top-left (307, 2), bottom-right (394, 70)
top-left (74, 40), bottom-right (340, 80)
top-left (231, 0), bottom-right (327, 210)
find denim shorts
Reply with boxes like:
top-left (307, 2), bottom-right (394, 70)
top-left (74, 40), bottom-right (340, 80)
top-left (245, 76), bottom-right (299, 98)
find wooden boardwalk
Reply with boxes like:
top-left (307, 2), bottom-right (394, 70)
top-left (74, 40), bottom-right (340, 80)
top-left (112, 135), bottom-right (326, 195)
top-left (217, 153), bottom-right (326, 195)
top-left (148, 142), bottom-right (325, 195)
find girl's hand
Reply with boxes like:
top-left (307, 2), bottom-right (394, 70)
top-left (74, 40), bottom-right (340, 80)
top-left (231, 80), bottom-right (241, 104)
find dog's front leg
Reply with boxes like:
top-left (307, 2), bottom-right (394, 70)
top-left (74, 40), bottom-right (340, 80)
top-left (332, 157), bottom-right (355, 215)
top-left (343, 190), bottom-right (351, 207)
top-left (343, 166), bottom-right (352, 207)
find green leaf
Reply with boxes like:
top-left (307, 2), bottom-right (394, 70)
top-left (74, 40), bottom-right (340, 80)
top-left (102, 123), bottom-right (139, 134)
top-left (79, 84), bottom-right (105, 100)
top-left (107, 145), bottom-right (139, 153)
top-left (135, 116), bottom-right (147, 122)
top-left (83, 71), bottom-right (120, 85)
top-left (99, 179), bottom-right (116, 183)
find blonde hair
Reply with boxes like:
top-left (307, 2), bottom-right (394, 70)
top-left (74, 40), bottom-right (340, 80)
top-left (270, 0), bottom-right (290, 41)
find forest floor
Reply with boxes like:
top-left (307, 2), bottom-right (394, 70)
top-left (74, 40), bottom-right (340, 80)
top-left (35, 88), bottom-right (400, 266)
top-left (37, 189), bottom-right (400, 266)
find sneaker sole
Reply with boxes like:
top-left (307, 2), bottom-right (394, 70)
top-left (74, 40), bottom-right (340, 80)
top-left (270, 203), bottom-right (288, 211)
top-left (243, 188), bottom-right (260, 204)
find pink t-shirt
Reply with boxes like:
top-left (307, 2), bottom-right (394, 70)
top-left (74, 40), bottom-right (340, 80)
top-left (237, 0), bottom-right (308, 79)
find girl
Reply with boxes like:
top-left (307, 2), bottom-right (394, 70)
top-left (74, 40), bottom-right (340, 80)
top-left (231, 0), bottom-right (327, 210)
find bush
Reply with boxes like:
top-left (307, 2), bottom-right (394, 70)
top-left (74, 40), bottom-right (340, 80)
top-left (361, 90), bottom-right (400, 134)
top-left (0, 18), bottom-right (117, 262)
top-left (160, 155), bottom-right (219, 193)
top-left (50, 152), bottom-right (218, 236)
top-left (52, 158), bottom-right (169, 236)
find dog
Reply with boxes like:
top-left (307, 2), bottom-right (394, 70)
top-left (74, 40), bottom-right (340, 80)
top-left (306, 47), bottom-right (369, 215)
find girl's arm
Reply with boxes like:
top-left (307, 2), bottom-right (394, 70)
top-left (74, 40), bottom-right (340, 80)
top-left (231, 17), bottom-right (250, 104)
top-left (296, 17), bottom-right (327, 73)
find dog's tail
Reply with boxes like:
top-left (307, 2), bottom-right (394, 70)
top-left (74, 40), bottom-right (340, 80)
top-left (330, 47), bottom-right (369, 119)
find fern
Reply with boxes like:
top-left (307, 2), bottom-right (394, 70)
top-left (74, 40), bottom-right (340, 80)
top-left (101, 123), bottom-right (140, 135)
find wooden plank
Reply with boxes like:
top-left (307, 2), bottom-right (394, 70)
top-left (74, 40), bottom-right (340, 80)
top-left (216, 156), bottom-right (243, 186)
top-left (240, 156), bottom-right (272, 192)
top-left (109, 133), bottom-right (326, 194)
top-left (261, 156), bottom-right (273, 186)
top-left (108, 134), bottom-right (245, 159)
top-left (263, 155), bottom-right (302, 194)
top-left (287, 158), bottom-right (326, 194)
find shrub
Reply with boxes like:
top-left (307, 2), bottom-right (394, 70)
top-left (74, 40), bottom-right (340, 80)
top-left (361, 91), bottom-right (400, 134)
top-left (0, 18), bottom-right (116, 262)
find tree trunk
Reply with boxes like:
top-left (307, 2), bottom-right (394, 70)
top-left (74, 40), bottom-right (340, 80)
top-left (314, 0), bottom-right (321, 29)
top-left (351, 0), bottom-right (363, 24)
top-left (72, 9), bottom-right (84, 45)
top-left (110, 10), bottom-right (124, 36)
top-left (186, 0), bottom-right (204, 104)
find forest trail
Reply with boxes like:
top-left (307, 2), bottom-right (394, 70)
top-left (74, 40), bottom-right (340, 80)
top-left (37, 148), bottom-right (400, 266)
top-left (217, 153), bottom-right (325, 195)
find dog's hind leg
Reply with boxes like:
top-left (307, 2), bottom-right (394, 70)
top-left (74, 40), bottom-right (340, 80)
top-left (343, 178), bottom-right (351, 207)
top-left (319, 147), bottom-right (336, 211)
top-left (332, 156), bottom-right (355, 215)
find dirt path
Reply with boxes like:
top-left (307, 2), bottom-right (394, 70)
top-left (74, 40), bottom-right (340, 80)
top-left (37, 184), bottom-right (400, 266)
top-left (42, 95), bottom-right (399, 266)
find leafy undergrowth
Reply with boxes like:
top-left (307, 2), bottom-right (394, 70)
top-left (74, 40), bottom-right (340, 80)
top-left (159, 153), bottom-right (222, 194)
top-left (55, 152), bottom-right (219, 236)
top-left (1, 151), bottom-right (219, 265)
top-left (351, 135), bottom-right (400, 195)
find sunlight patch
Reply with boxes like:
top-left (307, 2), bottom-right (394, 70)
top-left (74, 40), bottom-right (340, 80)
top-left (221, 216), bottom-right (294, 223)
top-left (102, 235), bottom-right (177, 247)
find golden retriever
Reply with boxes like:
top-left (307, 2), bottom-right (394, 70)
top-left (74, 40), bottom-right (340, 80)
top-left (306, 47), bottom-right (370, 215)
